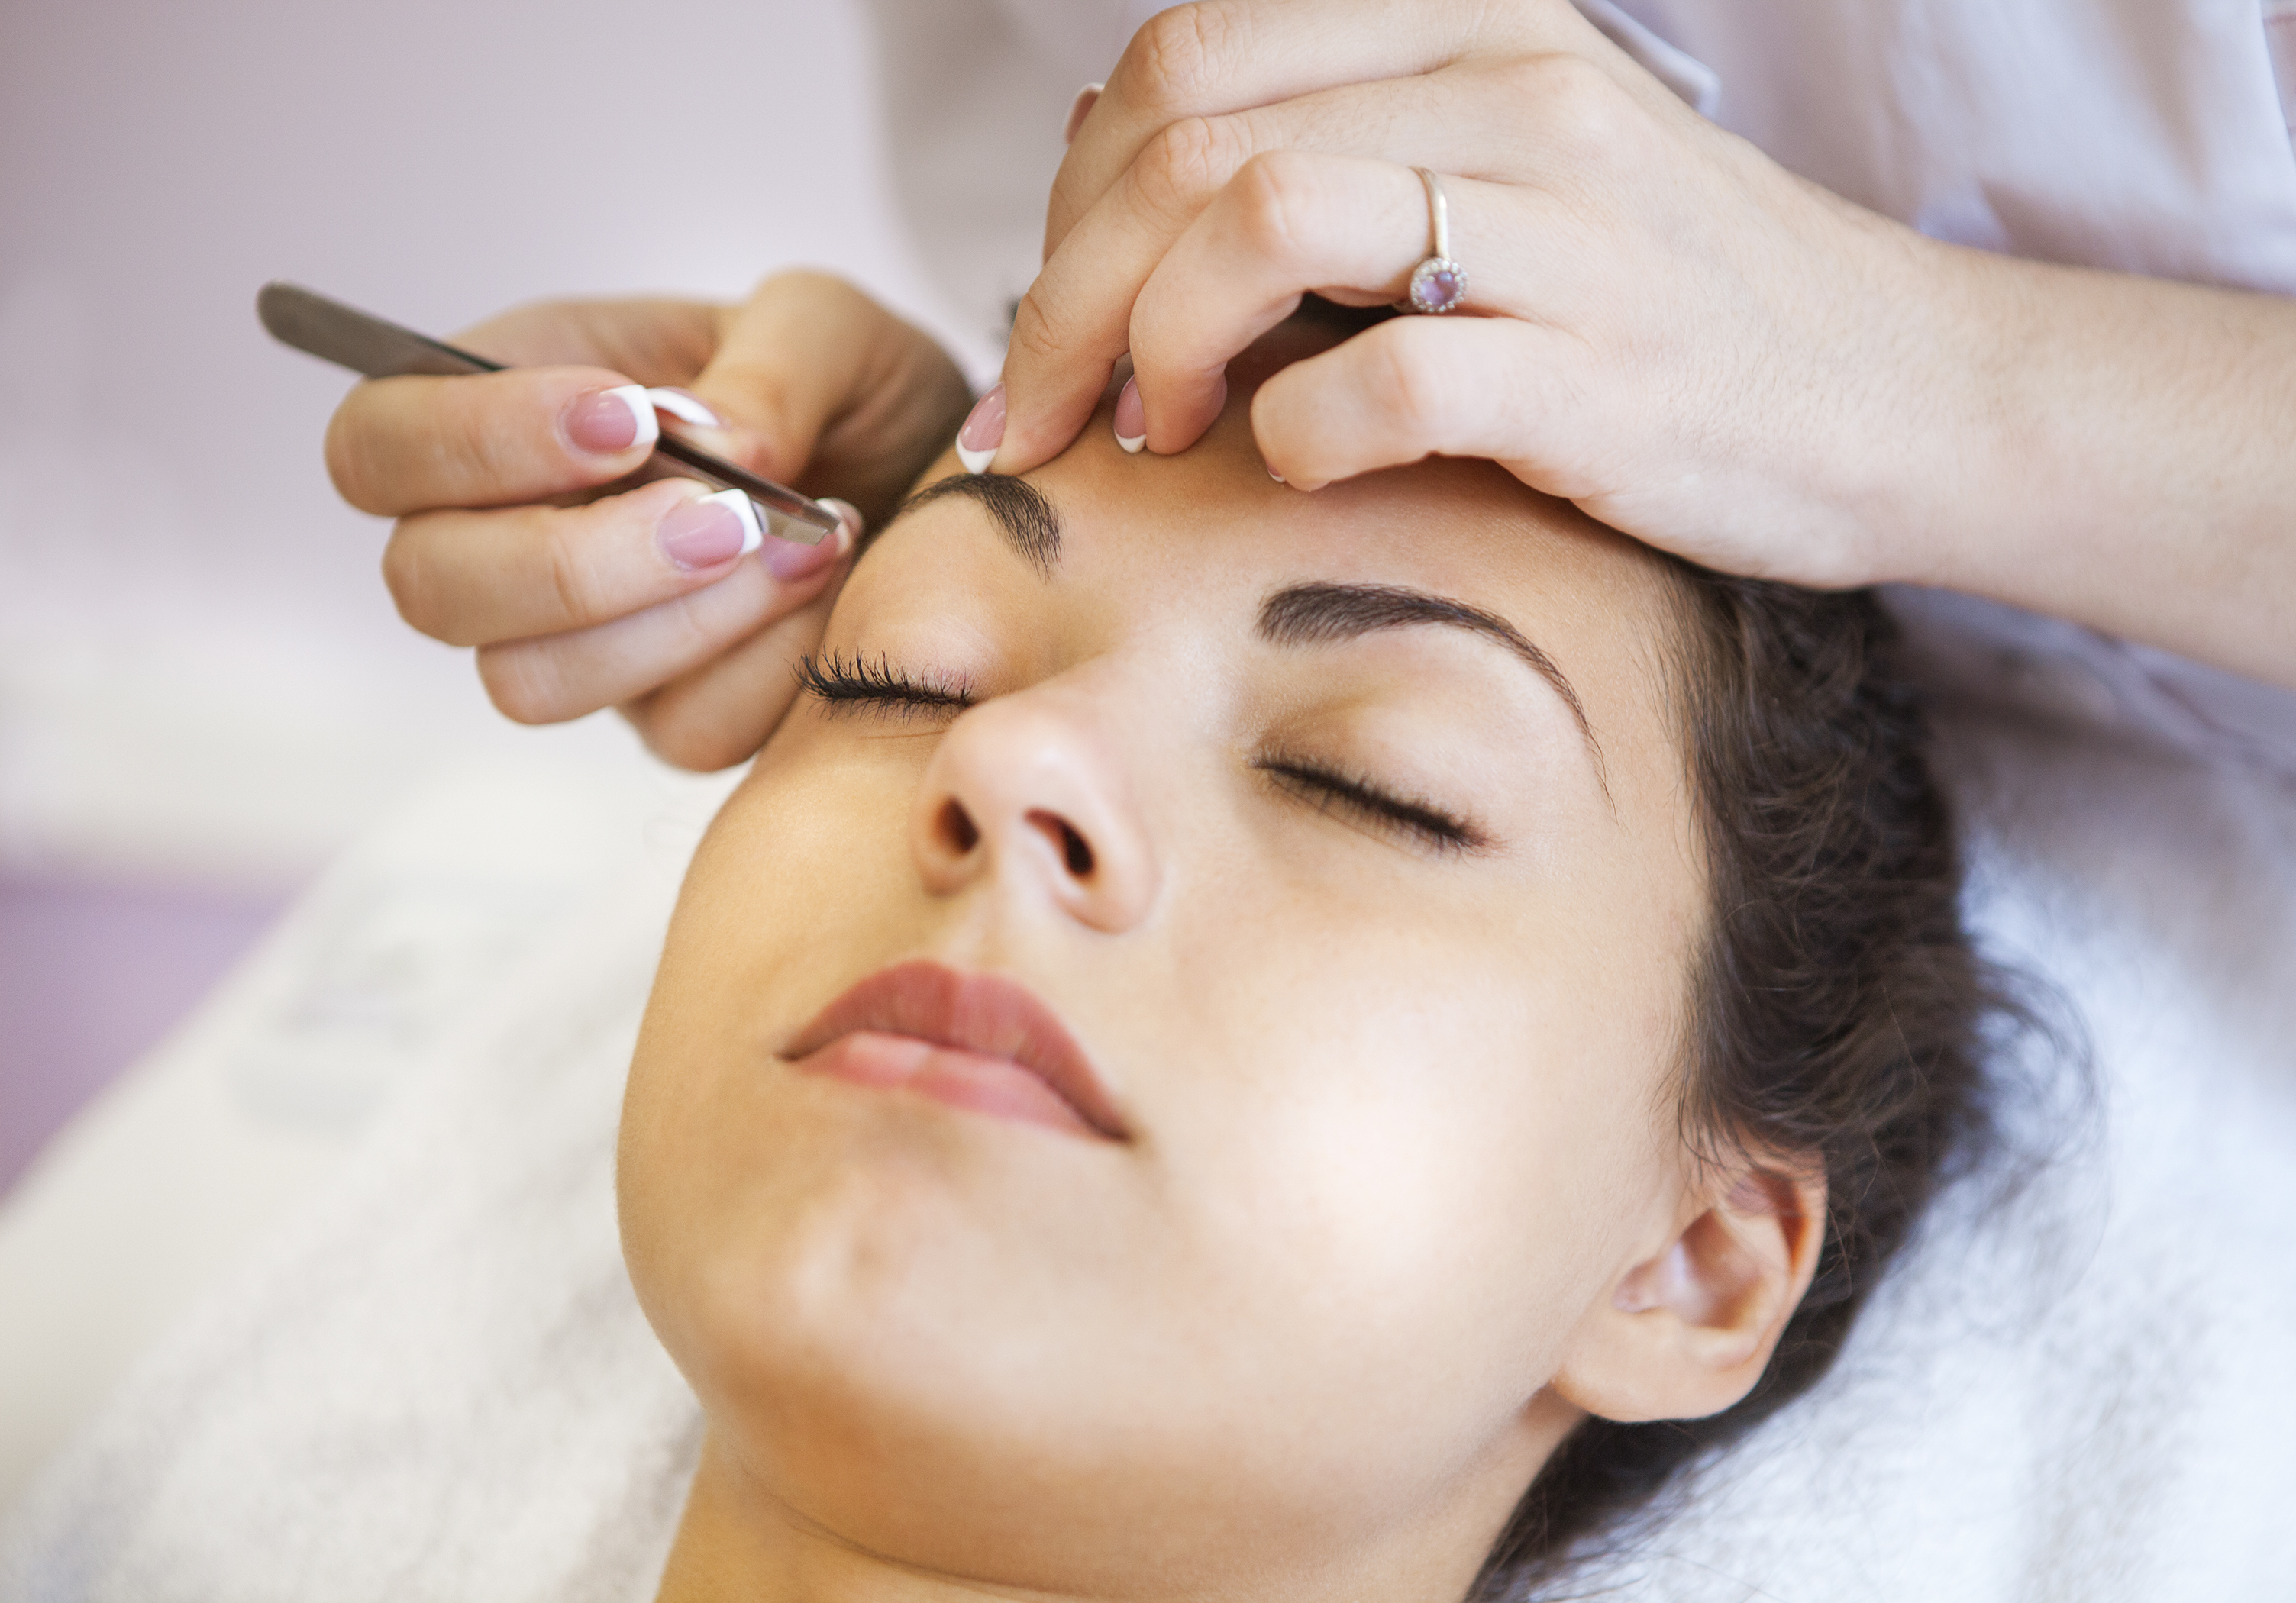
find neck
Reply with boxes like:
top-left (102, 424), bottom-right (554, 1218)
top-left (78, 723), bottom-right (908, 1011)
top-left (655, 1436), bottom-right (916, 1603)
top-left (659, 1434), bottom-right (1088, 1603)
top-left (654, 1411), bottom-right (1570, 1603)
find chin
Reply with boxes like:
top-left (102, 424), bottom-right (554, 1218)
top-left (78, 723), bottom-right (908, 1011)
top-left (667, 1221), bottom-right (1192, 1589)
top-left (632, 1082), bottom-right (1132, 1420)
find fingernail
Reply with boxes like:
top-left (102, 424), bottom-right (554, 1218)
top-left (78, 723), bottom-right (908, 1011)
top-left (1113, 377), bottom-right (1145, 454)
top-left (644, 387), bottom-right (722, 428)
top-left (567, 384), bottom-right (659, 455)
top-left (1062, 82), bottom-right (1104, 147)
top-left (956, 383), bottom-right (1006, 475)
top-left (764, 498), bottom-right (857, 579)
top-left (658, 487), bottom-right (759, 570)
top-left (1267, 463), bottom-right (1285, 484)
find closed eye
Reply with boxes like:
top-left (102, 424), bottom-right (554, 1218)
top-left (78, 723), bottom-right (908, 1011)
top-left (797, 652), bottom-right (975, 719)
top-left (1253, 756), bottom-right (1487, 856)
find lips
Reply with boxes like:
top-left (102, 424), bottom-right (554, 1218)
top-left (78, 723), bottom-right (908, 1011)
top-left (782, 960), bottom-right (1128, 1142)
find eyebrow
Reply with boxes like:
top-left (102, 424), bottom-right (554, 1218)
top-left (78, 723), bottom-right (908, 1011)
top-left (874, 485), bottom-right (1611, 795)
top-left (1258, 582), bottom-right (1610, 793)
top-left (880, 473), bottom-right (1061, 577)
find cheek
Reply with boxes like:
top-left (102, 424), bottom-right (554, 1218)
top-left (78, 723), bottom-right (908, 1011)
top-left (618, 722), bottom-right (931, 1352)
top-left (646, 710), bottom-right (936, 1034)
top-left (1142, 872), bottom-right (1686, 1425)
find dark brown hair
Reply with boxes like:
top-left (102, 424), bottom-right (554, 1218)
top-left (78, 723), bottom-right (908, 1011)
top-left (1472, 572), bottom-right (2012, 1598)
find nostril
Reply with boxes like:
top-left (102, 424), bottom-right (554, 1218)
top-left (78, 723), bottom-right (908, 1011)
top-left (937, 798), bottom-right (981, 855)
top-left (1029, 810), bottom-right (1095, 878)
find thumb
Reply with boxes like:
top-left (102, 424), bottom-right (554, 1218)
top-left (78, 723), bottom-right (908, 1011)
top-left (683, 270), bottom-right (899, 488)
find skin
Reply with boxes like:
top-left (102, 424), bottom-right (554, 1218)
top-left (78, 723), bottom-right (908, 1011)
top-left (619, 328), bottom-right (1825, 1603)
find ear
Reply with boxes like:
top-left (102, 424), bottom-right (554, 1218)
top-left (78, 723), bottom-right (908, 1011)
top-left (1549, 1160), bottom-right (1827, 1424)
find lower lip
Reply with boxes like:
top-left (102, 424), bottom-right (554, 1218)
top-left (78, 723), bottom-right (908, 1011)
top-left (793, 1030), bottom-right (1100, 1139)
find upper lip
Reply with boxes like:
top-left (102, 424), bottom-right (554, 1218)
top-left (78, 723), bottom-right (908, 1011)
top-left (782, 960), bottom-right (1130, 1141)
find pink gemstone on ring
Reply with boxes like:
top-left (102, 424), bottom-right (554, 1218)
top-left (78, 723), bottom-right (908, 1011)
top-left (1408, 256), bottom-right (1467, 314)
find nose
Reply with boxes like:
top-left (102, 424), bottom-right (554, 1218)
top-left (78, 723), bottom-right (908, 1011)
top-left (909, 690), bottom-right (1158, 934)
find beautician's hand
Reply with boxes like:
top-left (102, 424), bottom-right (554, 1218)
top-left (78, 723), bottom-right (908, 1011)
top-left (979, 0), bottom-right (2296, 691)
top-left (325, 272), bottom-right (972, 769)
top-left (976, 0), bottom-right (1920, 591)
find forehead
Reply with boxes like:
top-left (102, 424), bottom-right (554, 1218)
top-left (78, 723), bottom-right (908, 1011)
top-left (880, 421), bottom-right (1654, 602)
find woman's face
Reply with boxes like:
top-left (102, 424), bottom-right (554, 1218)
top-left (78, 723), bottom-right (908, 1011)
top-left (621, 347), bottom-right (1709, 1596)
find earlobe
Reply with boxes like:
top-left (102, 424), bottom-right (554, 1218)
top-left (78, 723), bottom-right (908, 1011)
top-left (1553, 1162), bottom-right (1826, 1424)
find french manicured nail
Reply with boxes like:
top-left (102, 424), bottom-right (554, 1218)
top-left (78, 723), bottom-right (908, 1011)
top-left (1113, 378), bottom-right (1145, 454)
top-left (644, 387), bottom-right (722, 428)
top-left (567, 384), bottom-right (659, 455)
top-left (1062, 82), bottom-right (1104, 147)
top-left (658, 488), bottom-right (758, 570)
top-left (956, 383), bottom-right (1006, 474)
top-left (764, 498), bottom-right (857, 579)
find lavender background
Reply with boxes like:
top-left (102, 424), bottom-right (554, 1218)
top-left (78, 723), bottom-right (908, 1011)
top-left (0, 0), bottom-right (971, 1195)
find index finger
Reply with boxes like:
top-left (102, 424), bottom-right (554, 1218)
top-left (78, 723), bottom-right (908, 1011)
top-left (324, 366), bottom-right (660, 516)
top-left (1048, 0), bottom-right (1561, 252)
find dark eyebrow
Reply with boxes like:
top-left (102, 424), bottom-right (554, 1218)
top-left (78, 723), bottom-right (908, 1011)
top-left (1258, 582), bottom-right (1610, 795)
top-left (874, 473), bottom-right (1062, 578)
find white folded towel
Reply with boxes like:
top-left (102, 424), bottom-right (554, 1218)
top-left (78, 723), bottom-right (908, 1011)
top-left (0, 861), bottom-right (699, 1603)
top-left (5, 635), bottom-right (2293, 1602)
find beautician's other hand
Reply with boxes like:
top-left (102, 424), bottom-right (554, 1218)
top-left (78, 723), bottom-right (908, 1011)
top-left (976, 0), bottom-right (1942, 592)
top-left (987, 0), bottom-right (2296, 693)
top-left (325, 272), bottom-right (972, 769)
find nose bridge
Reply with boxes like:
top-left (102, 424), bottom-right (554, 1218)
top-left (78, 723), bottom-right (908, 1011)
top-left (910, 670), bottom-right (1159, 933)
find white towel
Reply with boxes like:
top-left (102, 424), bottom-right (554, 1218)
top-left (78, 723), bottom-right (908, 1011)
top-left (5, 636), bottom-right (2293, 1601)
top-left (0, 858), bottom-right (698, 1603)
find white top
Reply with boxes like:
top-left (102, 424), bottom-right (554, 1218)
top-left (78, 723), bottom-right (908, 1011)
top-left (1594, 0), bottom-right (2296, 292)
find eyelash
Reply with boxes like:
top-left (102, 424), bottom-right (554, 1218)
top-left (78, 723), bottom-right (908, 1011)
top-left (796, 652), bottom-right (975, 718)
top-left (798, 655), bottom-right (1485, 856)
top-left (1253, 756), bottom-right (1487, 856)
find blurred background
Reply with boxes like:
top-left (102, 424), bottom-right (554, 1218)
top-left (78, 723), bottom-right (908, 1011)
top-left (0, 0), bottom-right (1015, 1198)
